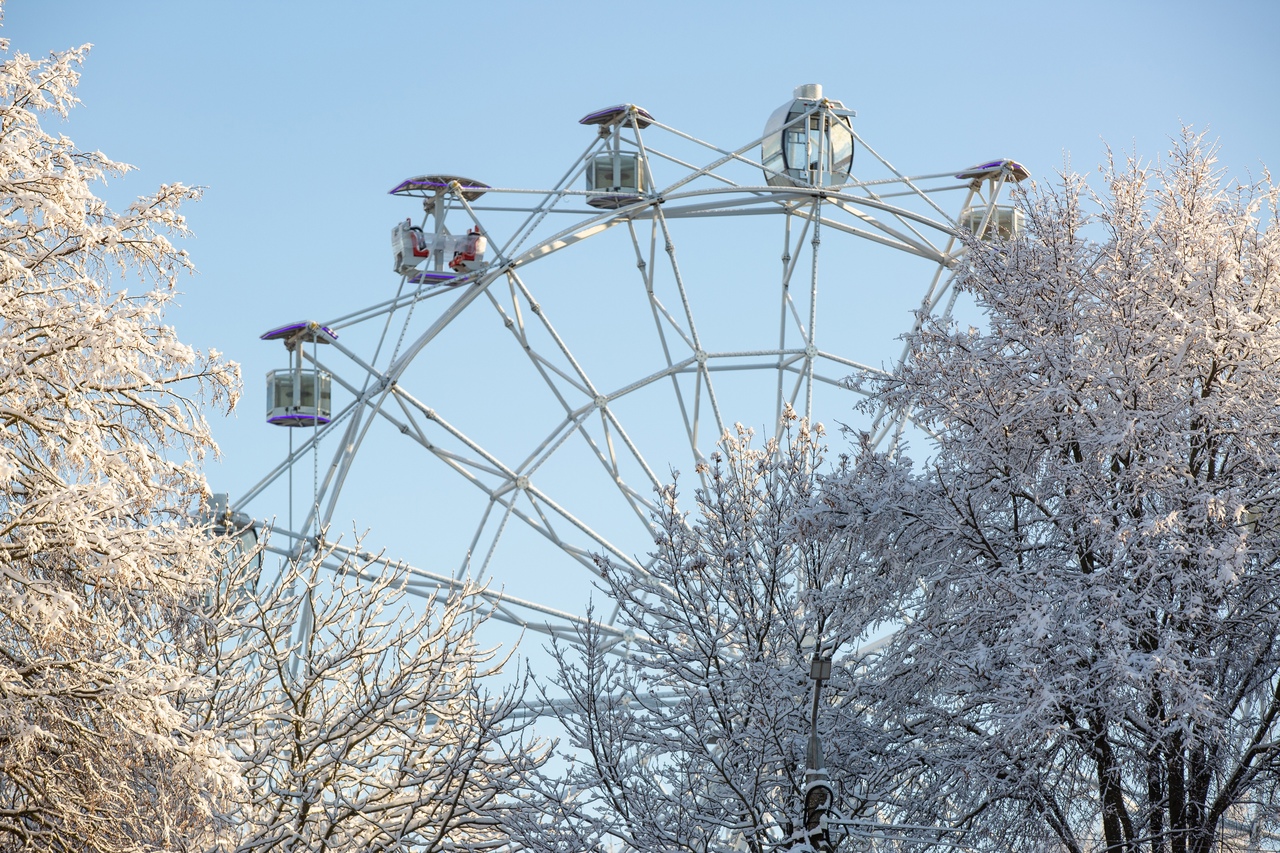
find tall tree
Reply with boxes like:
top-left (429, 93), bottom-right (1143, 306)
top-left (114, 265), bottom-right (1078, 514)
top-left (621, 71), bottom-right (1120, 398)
top-left (202, 539), bottom-right (547, 853)
top-left (513, 415), bottom-right (903, 853)
top-left (839, 131), bottom-right (1280, 853)
top-left (0, 28), bottom-right (241, 853)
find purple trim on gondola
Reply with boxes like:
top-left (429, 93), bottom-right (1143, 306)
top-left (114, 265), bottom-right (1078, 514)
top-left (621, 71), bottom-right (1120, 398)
top-left (955, 159), bottom-right (1031, 182)
top-left (389, 174), bottom-right (490, 198)
top-left (409, 271), bottom-right (462, 286)
top-left (260, 322), bottom-right (338, 343)
top-left (578, 104), bottom-right (655, 129)
top-left (267, 414), bottom-right (333, 427)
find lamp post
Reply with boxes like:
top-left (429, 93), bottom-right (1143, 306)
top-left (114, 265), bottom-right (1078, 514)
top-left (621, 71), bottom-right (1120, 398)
top-left (788, 638), bottom-right (840, 853)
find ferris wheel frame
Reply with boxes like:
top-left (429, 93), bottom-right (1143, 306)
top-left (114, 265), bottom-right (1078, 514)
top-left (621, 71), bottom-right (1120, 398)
top-left (230, 87), bottom-right (1027, 651)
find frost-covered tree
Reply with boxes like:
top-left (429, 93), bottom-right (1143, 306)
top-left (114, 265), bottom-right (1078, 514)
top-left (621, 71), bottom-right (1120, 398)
top-left (838, 132), bottom-right (1280, 853)
top-left (0, 27), bottom-right (241, 853)
top-left (513, 415), bottom-right (900, 853)
top-left (202, 541), bottom-right (546, 853)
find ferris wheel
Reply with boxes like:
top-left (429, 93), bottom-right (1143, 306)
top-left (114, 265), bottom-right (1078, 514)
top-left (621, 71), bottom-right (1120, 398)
top-left (227, 83), bottom-right (1027, 652)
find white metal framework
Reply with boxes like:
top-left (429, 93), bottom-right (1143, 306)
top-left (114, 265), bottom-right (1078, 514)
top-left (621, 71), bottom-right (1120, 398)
top-left (231, 84), bottom-right (1027, 651)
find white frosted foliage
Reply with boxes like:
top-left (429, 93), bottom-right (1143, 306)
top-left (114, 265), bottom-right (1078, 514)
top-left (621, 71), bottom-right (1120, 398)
top-left (200, 543), bottom-right (547, 853)
top-left (834, 131), bottom-right (1280, 853)
top-left (0, 25), bottom-right (242, 853)
top-left (512, 414), bottom-right (903, 853)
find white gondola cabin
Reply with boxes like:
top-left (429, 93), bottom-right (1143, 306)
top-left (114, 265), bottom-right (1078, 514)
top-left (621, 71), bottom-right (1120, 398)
top-left (265, 368), bottom-right (332, 427)
top-left (391, 219), bottom-right (488, 277)
top-left (578, 104), bottom-right (654, 209)
top-left (260, 321), bottom-right (337, 427)
top-left (585, 152), bottom-right (645, 209)
top-left (761, 84), bottom-right (854, 188)
top-left (960, 205), bottom-right (1025, 241)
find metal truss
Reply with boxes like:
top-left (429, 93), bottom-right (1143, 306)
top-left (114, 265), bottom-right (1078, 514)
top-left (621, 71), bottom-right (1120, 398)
top-left (232, 90), bottom-right (1025, 655)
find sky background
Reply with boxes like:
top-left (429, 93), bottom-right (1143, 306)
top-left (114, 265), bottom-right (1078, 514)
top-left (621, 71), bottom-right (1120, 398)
top-left (6, 0), bottom-right (1279, 654)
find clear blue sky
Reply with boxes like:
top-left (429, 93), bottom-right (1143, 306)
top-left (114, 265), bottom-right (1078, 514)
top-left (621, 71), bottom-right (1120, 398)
top-left (7, 0), bottom-right (1278, 644)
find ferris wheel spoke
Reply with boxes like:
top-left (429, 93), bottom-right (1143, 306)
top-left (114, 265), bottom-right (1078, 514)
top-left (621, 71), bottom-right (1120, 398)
top-left (784, 362), bottom-right (807, 410)
top-left (632, 115), bottom-right (763, 194)
top-left (520, 485), bottom-right (645, 575)
top-left (776, 215), bottom-right (794, 431)
top-left (463, 479), bottom-right (639, 584)
top-left (689, 364), bottom-right (706, 459)
top-left (782, 211), bottom-right (814, 289)
top-left (782, 235), bottom-right (812, 344)
top-left (387, 392), bottom-right (439, 450)
top-left (815, 351), bottom-right (890, 379)
top-left (653, 208), bottom-right (704, 353)
top-left (354, 277), bottom-right (409, 385)
top-left (624, 206), bottom-right (706, 468)
top-left (815, 204), bottom-right (946, 261)
top-left (783, 362), bottom-right (854, 390)
top-left (522, 409), bottom-right (660, 534)
top-left (280, 534), bottom-right (628, 645)
top-left (457, 496), bottom-right (500, 580)
top-left (698, 362), bottom-right (728, 444)
top-left (648, 118), bottom-right (785, 197)
top-left (393, 386), bottom-right (650, 577)
top-left (514, 408), bottom-right (595, 480)
top-left (643, 290), bottom-right (697, 352)
top-left (412, 433), bottom-right (510, 482)
top-left (641, 145), bottom-right (758, 195)
top-left (316, 283), bottom-right (441, 330)
top-left (506, 271), bottom-right (601, 394)
top-left (467, 289), bottom-right (663, 515)
top-left (484, 291), bottom-right (594, 399)
top-left (825, 163), bottom-right (952, 257)
top-left (499, 138), bottom-right (602, 260)
top-left (392, 388), bottom-right (519, 478)
top-left (373, 397), bottom-right (523, 485)
top-left (622, 217), bottom-right (703, 466)
top-left (653, 207), bottom-right (730, 452)
top-left (596, 405), bottom-right (664, 504)
top-left (309, 398), bottom-right (399, 542)
top-left (599, 408), bottom-right (621, 476)
top-left (473, 492), bottom-right (519, 583)
top-left (626, 218), bottom-right (696, 351)
top-left (528, 402), bottom-right (659, 524)
top-left (848, 129), bottom-right (959, 223)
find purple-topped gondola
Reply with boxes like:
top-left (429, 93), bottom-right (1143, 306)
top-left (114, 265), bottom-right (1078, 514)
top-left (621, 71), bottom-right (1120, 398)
top-left (260, 321), bottom-right (338, 344)
top-left (578, 104), bottom-right (655, 129)
top-left (388, 174), bottom-right (490, 200)
top-left (261, 320), bottom-right (336, 428)
top-left (955, 159), bottom-right (1030, 183)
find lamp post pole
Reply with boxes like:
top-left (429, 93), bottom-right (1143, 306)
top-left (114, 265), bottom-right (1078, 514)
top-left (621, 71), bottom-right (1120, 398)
top-left (788, 640), bottom-right (839, 853)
